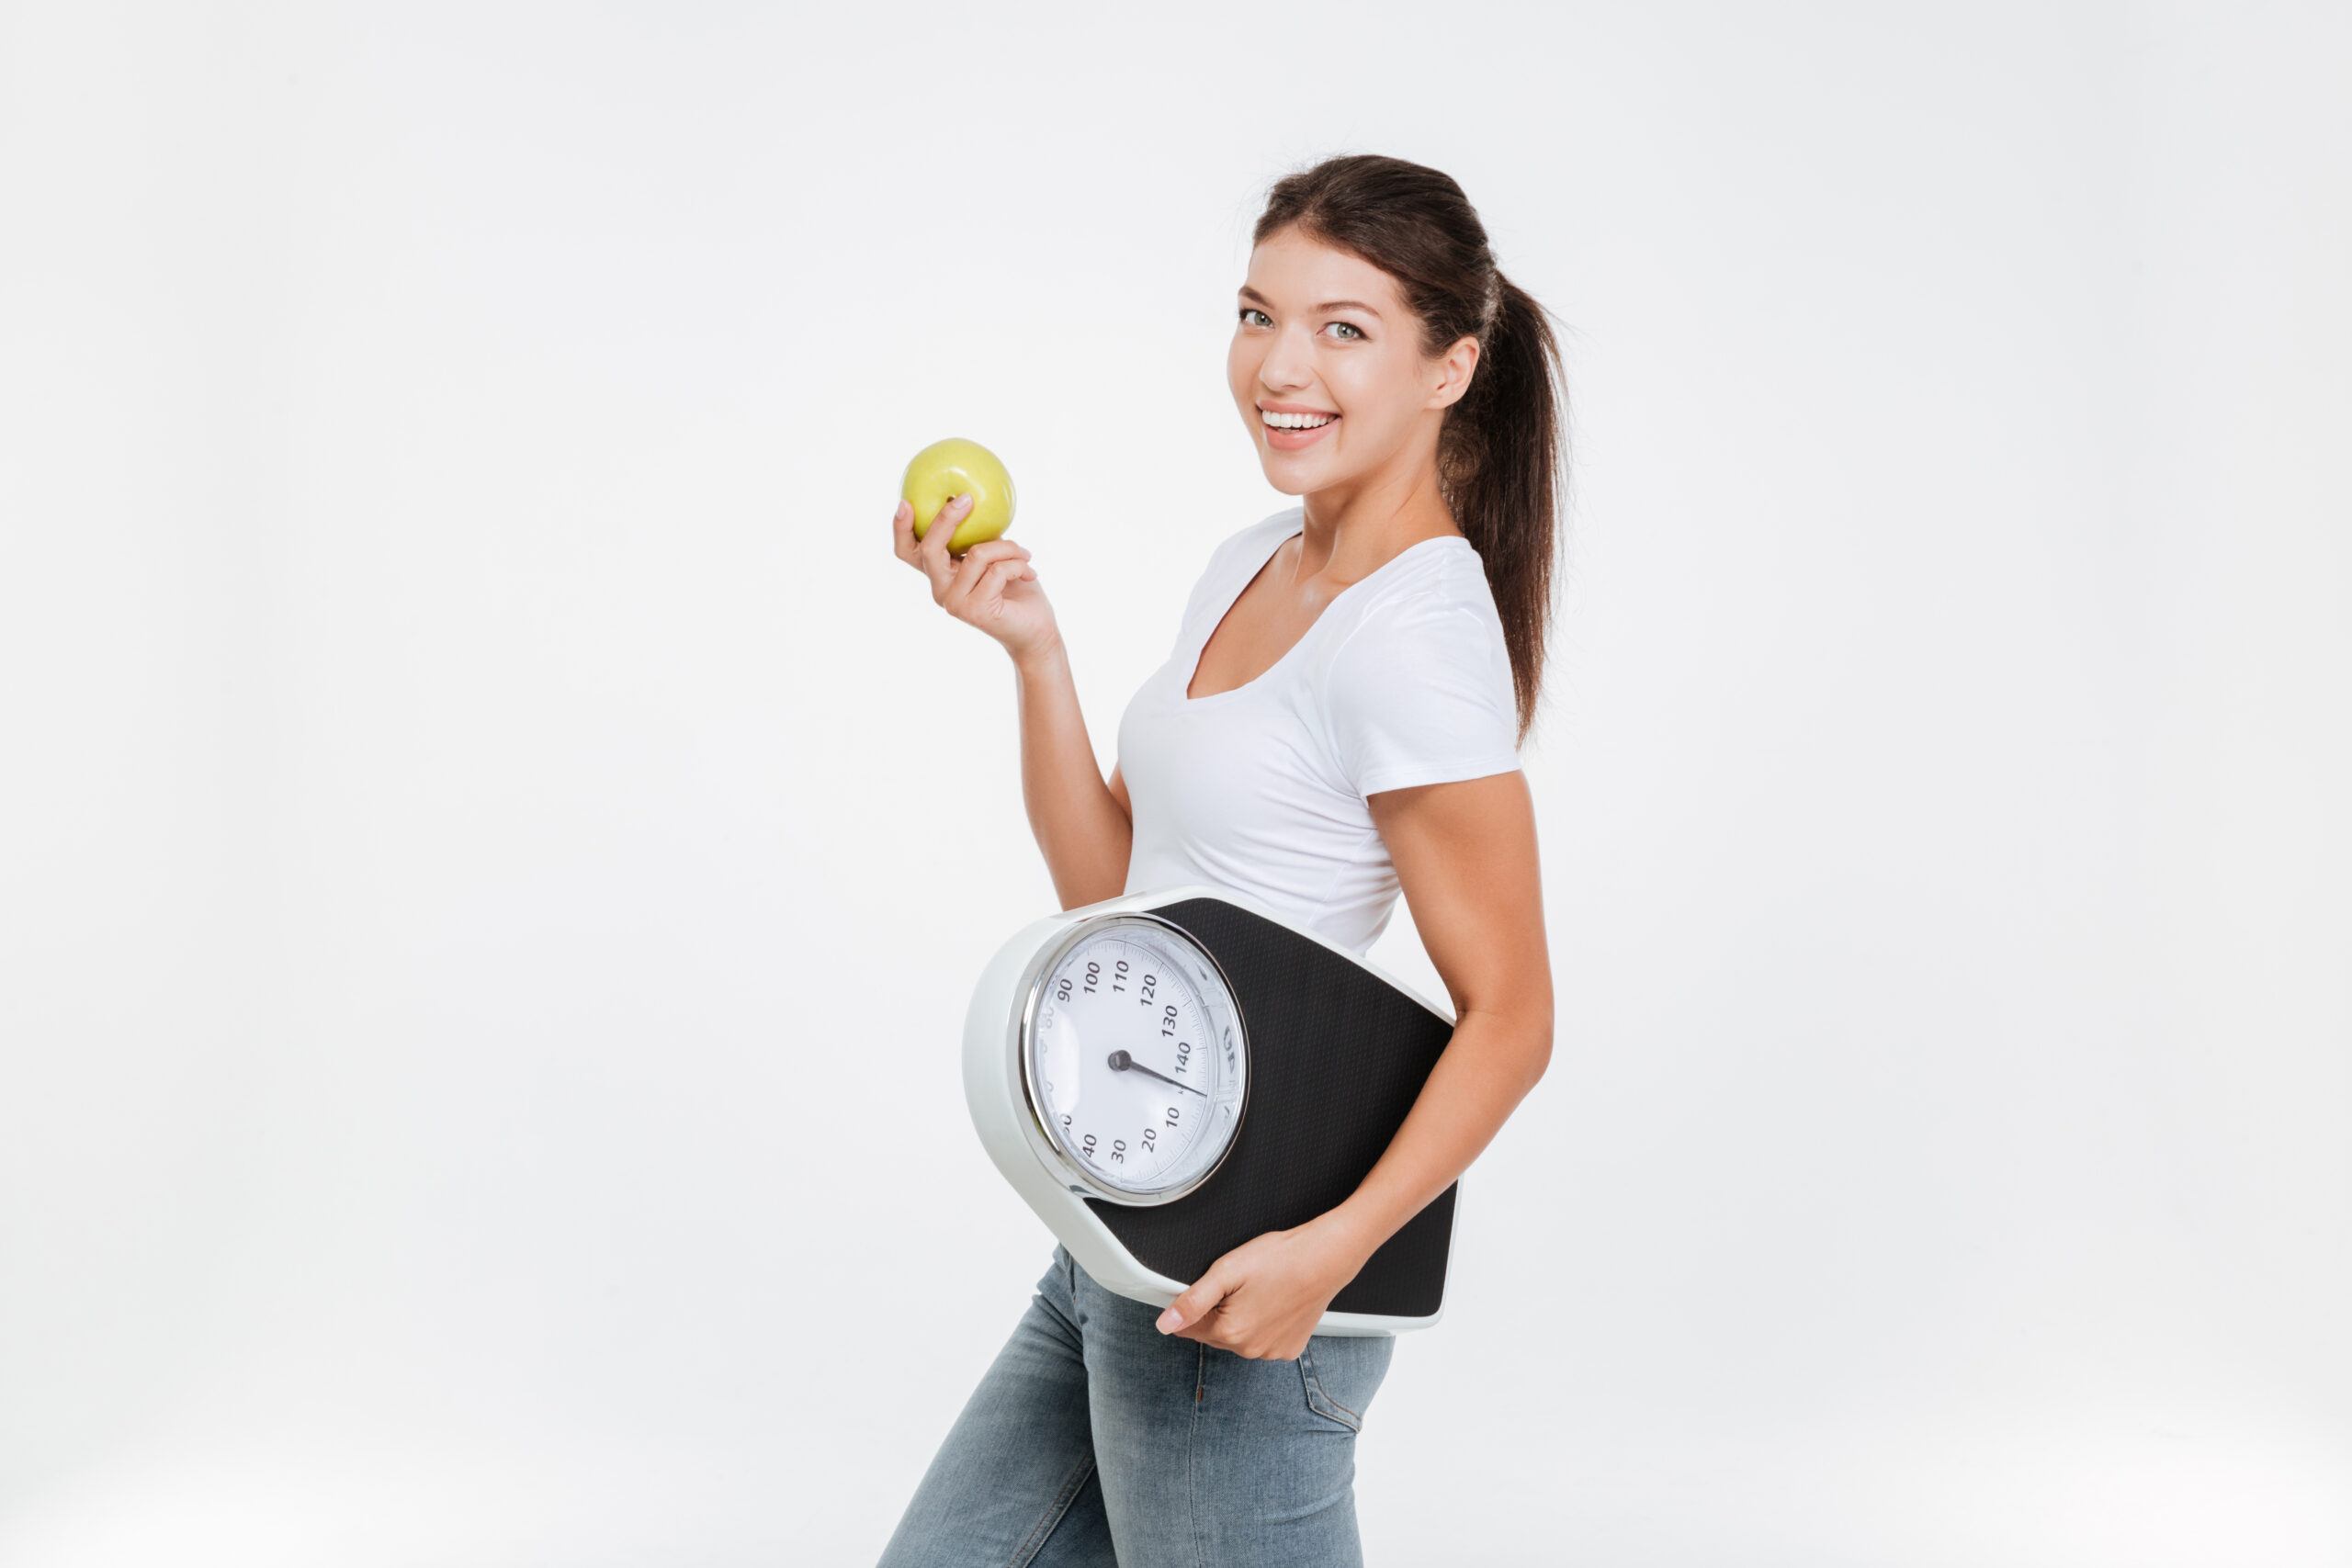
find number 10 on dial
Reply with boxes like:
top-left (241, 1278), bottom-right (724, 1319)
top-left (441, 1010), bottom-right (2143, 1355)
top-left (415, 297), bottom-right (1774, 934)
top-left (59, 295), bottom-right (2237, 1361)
top-left (1020, 913), bottom-right (1250, 1205)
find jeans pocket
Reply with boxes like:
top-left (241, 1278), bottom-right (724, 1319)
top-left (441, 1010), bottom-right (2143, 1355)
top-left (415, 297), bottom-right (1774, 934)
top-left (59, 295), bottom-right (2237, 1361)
top-left (1296, 1346), bottom-right (1366, 1434)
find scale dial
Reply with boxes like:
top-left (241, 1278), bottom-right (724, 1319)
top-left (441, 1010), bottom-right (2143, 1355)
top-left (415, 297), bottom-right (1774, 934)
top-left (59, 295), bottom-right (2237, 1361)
top-left (1020, 913), bottom-right (1249, 1205)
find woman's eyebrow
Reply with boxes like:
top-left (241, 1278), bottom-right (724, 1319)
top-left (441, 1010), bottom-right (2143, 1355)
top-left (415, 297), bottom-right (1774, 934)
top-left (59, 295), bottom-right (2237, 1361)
top-left (1238, 286), bottom-right (1385, 318)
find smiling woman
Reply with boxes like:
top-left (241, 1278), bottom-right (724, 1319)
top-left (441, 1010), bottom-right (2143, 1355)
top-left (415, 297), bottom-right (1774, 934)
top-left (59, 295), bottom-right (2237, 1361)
top-left (885, 153), bottom-right (1567, 1568)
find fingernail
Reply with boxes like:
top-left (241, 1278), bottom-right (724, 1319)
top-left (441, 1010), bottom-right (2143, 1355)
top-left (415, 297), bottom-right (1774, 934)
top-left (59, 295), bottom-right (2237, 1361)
top-left (1156, 1309), bottom-right (1180, 1333)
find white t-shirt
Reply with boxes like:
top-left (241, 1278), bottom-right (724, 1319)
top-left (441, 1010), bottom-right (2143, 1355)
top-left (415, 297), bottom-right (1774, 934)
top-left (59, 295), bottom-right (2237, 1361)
top-left (1116, 506), bottom-right (1523, 956)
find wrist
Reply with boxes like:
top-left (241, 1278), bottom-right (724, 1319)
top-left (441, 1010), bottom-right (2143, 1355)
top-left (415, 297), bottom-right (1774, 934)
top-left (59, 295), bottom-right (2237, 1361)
top-left (1010, 632), bottom-right (1068, 681)
top-left (1304, 1201), bottom-right (1387, 1276)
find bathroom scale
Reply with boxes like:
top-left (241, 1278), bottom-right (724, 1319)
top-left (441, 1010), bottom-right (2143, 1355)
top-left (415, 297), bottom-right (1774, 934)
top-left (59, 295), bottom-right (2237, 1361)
top-left (962, 883), bottom-right (1460, 1335)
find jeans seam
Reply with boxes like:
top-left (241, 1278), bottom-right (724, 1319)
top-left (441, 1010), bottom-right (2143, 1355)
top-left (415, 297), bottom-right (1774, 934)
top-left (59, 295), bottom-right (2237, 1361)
top-left (1301, 1352), bottom-right (1363, 1432)
top-left (1189, 1343), bottom-right (1207, 1568)
top-left (1008, 1451), bottom-right (1095, 1568)
top-left (1317, 1374), bottom-right (1363, 1425)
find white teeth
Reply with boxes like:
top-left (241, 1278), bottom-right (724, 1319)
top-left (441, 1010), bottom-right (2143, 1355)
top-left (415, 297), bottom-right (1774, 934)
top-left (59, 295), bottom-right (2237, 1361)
top-left (1262, 411), bottom-right (1336, 429)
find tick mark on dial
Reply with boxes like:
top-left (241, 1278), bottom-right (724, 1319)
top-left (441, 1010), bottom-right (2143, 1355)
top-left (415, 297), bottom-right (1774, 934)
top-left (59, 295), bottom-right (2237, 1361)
top-left (1106, 1050), bottom-right (1205, 1096)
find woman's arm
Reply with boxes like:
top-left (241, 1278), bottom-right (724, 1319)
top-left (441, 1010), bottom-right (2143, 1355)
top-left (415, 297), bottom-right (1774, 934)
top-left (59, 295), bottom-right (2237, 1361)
top-left (1154, 767), bottom-right (1553, 1359)
top-left (1012, 639), bottom-right (1133, 908)
top-left (893, 493), bottom-right (1131, 908)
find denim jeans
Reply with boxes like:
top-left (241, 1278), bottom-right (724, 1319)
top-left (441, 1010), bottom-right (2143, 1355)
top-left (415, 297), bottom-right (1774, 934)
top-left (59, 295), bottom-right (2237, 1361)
top-left (876, 1245), bottom-right (1396, 1567)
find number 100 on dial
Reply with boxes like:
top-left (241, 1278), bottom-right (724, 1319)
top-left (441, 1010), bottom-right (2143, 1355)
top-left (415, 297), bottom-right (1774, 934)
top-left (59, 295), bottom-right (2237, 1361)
top-left (1020, 914), bottom-right (1250, 1205)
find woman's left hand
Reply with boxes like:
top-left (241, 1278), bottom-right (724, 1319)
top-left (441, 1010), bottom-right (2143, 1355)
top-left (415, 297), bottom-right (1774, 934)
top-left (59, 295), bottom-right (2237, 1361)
top-left (1154, 1217), bottom-right (1369, 1361)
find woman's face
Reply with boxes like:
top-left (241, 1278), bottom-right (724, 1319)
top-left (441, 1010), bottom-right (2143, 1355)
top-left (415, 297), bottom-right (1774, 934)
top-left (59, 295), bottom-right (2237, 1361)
top-left (1227, 225), bottom-right (1476, 499)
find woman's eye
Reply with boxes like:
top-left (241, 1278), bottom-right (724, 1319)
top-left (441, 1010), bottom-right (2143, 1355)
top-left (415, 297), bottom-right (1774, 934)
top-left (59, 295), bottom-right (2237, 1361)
top-left (1323, 321), bottom-right (1364, 341)
top-left (1239, 308), bottom-right (1272, 328)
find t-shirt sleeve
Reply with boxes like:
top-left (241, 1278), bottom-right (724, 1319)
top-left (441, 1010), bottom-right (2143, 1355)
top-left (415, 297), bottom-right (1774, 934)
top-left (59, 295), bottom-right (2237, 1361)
top-left (1325, 587), bottom-right (1523, 796)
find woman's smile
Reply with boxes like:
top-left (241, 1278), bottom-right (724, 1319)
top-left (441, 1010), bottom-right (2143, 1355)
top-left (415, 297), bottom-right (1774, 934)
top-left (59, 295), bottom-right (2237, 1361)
top-left (1259, 401), bottom-right (1340, 450)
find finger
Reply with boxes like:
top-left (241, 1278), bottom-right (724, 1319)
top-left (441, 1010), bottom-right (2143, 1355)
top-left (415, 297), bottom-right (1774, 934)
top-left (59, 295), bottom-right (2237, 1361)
top-left (944, 553), bottom-right (1030, 619)
top-left (915, 501), bottom-right (976, 603)
top-left (890, 499), bottom-right (920, 565)
top-left (1158, 1270), bottom-right (1231, 1335)
top-left (943, 542), bottom-right (1030, 601)
top-left (1172, 1309), bottom-right (1251, 1348)
top-left (920, 492), bottom-right (975, 571)
top-left (950, 538), bottom-right (1030, 572)
top-left (941, 540), bottom-right (1025, 602)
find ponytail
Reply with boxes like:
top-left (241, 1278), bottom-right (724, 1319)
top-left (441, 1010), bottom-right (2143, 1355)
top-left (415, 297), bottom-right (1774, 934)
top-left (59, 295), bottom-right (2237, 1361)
top-left (1441, 274), bottom-right (1563, 745)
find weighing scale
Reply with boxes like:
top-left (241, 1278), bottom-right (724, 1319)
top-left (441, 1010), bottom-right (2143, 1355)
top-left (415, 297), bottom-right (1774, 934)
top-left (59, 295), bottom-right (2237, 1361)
top-left (963, 883), bottom-right (1460, 1335)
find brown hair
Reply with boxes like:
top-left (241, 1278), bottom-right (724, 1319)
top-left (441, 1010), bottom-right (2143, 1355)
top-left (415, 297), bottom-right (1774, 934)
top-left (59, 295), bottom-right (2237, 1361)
top-left (1254, 153), bottom-right (1566, 743)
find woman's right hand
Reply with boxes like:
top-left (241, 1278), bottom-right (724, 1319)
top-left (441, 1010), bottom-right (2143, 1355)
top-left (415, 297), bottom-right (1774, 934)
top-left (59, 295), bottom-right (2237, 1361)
top-left (893, 493), bottom-right (1060, 665)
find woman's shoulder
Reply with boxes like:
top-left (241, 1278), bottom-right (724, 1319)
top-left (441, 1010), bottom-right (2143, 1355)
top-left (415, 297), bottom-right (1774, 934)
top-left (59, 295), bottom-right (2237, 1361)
top-left (1317, 537), bottom-right (1512, 703)
top-left (1338, 535), bottom-right (1502, 640)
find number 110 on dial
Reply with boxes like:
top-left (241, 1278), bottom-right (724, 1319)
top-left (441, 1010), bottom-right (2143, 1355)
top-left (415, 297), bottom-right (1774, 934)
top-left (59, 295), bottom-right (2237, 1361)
top-left (1021, 914), bottom-right (1250, 1205)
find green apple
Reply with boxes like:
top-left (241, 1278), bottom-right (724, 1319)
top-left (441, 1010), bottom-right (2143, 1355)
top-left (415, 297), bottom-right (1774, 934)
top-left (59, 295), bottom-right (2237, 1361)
top-left (902, 437), bottom-right (1016, 555)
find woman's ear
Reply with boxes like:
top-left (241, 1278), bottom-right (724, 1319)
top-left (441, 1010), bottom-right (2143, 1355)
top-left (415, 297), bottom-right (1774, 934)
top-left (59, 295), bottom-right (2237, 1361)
top-left (1428, 334), bottom-right (1481, 410)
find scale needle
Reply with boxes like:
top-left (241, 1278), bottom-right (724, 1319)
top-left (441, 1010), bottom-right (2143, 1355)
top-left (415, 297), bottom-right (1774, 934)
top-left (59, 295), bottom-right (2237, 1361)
top-left (1106, 1050), bottom-right (1205, 1097)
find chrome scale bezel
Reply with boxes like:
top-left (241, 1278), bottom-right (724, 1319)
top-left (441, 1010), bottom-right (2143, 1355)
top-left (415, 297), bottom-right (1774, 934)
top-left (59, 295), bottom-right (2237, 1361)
top-left (1014, 910), bottom-right (1250, 1207)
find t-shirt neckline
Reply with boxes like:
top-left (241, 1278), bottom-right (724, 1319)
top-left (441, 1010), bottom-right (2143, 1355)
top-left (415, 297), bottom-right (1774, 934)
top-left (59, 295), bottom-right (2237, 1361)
top-left (1180, 521), bottom-right (1470, 707)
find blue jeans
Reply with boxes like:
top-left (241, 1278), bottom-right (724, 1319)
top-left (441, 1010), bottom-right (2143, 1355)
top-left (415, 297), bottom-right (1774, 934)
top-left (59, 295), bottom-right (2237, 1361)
top-left (876, 1245), bottom-right (1396, 1567)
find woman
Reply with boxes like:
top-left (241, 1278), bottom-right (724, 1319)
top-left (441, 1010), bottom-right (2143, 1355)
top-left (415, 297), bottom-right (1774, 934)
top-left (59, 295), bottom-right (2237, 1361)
top-left (880, 153), bottom-right (1563, 1568)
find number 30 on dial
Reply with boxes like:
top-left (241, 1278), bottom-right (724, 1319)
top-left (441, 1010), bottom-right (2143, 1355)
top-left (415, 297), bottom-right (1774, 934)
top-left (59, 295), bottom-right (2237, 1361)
top-left (1020, 913), bottom-right (1250, 1205)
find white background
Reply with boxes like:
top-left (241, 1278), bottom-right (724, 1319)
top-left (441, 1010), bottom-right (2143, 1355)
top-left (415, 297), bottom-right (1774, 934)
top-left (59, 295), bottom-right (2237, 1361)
top-left (3, 3), bottom-right (2347, 1563)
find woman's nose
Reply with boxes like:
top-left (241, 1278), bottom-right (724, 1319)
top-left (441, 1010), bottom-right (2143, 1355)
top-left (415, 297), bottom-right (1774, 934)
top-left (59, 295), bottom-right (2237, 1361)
top-left (1259, 325), bottom-right (1316, 392)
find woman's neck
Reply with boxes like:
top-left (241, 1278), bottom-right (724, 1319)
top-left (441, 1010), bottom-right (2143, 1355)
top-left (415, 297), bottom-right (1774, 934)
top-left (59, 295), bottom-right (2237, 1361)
top-left (1292, 446), bottom-right (1462, 589)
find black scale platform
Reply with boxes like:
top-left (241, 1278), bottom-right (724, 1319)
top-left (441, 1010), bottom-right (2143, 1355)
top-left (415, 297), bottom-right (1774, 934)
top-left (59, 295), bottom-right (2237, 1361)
top-left (1086, 896), bottom-right (1459, 1319)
